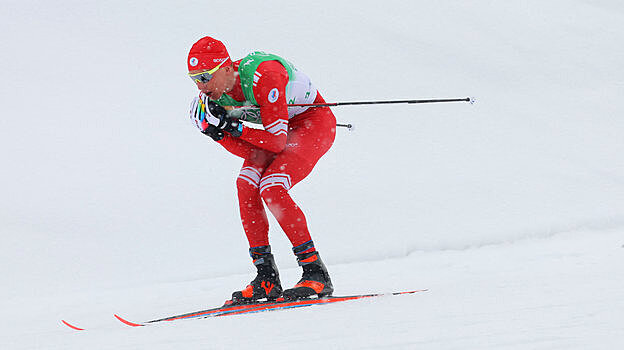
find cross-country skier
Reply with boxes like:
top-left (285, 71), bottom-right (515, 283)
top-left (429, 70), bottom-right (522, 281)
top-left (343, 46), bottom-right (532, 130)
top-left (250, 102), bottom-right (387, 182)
top-left (187, 36), bottom-right (335, 302)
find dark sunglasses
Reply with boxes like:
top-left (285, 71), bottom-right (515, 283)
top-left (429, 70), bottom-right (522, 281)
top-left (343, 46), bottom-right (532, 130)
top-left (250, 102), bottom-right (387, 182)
top-left (188, 59), bottom-right (229, 84)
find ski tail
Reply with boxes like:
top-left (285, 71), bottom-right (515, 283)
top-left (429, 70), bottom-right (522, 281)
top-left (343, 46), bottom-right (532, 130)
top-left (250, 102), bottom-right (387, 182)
top-left (61, 319), bottom-right (85, 331)
top-left (114, 314), bottom-right (144, 327)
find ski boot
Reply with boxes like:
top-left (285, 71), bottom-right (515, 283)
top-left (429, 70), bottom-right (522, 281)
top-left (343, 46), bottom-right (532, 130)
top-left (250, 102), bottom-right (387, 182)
top-left (230, 245), bottom-right (283, 304)
top-left (283, 240), bottom-right (333, 300)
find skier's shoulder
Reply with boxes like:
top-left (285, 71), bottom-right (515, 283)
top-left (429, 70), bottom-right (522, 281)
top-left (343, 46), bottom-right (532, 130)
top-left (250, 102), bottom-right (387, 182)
top-left (239, 51), bottom-right (293, 78)
top-left (257, 61), bottom-right (289, 82)
top-left (239, 51), bottom-right (280, 66)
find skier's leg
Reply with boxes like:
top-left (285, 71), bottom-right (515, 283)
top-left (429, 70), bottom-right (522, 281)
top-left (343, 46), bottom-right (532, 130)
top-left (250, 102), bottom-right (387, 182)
top-left (259, 151), bottom-right (334, 299)
top-left (257, 92), bottom-right (336, 246)
top-left (231, 149), bottom-right (283, 304)
top-left (236, 149), bottom-right (276, 248)
top-left (258, 101), bottom-right (337, 299)
top-left (258, 153), bottom-right (315, 247)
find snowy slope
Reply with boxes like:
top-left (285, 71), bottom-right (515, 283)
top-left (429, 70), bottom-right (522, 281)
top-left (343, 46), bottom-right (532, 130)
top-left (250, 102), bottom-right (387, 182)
top-left (2, 229), bottom-right (623, 349)
top-left (1, 0), bottom-right (623, 348)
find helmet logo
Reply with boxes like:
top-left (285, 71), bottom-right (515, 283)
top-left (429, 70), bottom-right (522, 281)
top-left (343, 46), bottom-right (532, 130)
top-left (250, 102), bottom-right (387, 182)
top-left (189, 57), bottom-right (199, 66)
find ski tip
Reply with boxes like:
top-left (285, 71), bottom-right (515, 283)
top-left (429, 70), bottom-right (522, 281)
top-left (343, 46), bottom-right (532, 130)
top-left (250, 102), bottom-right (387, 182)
top-left (114, 314), bottom-right (144, 327)
top-left (61, 319), bottom-right (85, 331)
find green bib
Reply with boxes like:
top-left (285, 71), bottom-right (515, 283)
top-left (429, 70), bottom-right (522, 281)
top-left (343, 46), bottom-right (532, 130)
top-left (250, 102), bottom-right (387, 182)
top-left (214, 51), bottom-right (294, 107)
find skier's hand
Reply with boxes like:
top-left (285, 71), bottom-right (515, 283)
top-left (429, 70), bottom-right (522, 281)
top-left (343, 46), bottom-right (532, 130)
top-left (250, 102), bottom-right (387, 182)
top-left (189, 94), bottom-right (225, 130)
top-left (196, 93), bottom-right (244, 137)
top-left (189, 95), bottom-right (224, 141)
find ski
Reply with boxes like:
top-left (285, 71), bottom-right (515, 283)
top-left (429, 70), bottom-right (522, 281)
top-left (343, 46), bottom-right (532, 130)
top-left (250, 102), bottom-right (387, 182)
top-left (61, 289), bottom-right (427, 330)
top-left (113, 289), bottom-right (427, 328)
top-left (61, 319), bottom-right (85, 331)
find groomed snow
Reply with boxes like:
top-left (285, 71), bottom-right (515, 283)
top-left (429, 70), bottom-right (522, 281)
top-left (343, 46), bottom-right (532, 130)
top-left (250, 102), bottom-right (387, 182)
top-left (2, 229), bottom-right (623, 349)
top-left (1, 0), bottom-right (623, 348)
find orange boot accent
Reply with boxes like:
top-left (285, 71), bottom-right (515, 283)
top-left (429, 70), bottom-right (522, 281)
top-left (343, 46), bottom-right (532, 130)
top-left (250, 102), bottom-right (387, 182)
top-left (299, 254), bottom-right (318, 264)
top-left (241, 285), bottom-right (255, 298)
top-left (294, 280), bottom-right (325, 293)
top-left (261, 281), bottom-right (275, 295)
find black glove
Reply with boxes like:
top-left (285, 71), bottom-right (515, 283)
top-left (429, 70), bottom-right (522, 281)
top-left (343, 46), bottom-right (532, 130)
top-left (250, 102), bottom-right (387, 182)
top-left (189, 93), bottom-right (244, 140)
top-left (201, 124), bottom-right (225, 141)
top-left (202, 94), bottom-right (244, 137)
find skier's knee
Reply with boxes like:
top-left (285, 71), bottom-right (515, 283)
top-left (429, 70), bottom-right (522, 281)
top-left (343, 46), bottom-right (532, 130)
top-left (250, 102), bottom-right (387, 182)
top-left (259, 173), bottom-right (291, 201)
top-left (237, 166), bottom-right (262, 191)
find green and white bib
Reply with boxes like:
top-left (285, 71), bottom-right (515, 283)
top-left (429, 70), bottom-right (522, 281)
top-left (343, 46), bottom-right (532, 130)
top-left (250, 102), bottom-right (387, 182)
top-left (215, 51), bottom-right (317, 125)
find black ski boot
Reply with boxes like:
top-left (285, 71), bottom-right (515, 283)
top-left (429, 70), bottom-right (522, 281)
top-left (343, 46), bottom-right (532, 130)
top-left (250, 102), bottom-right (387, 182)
top-left (230, 245), bottom-right (283, 304)
top-left (283, 241), bottom-right (333, 300)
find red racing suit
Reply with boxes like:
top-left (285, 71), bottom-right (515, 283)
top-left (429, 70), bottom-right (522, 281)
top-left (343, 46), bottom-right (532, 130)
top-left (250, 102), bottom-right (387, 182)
top-left (216, 59), bottom-right (336, 248)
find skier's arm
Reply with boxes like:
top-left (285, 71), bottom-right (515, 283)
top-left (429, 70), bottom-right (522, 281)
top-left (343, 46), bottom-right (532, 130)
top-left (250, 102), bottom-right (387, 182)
top-left (238, 61), bottom-right (289, 153)
top-left (216, 134), bottom-right (260, 159)
top-left (189, 94), bottom-right (259, 159)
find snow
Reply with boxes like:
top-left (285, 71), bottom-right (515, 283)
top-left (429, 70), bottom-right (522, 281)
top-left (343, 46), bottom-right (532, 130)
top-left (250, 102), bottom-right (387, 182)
top-left (1, 0), bottom-right (623, 348)
top-left (2, 229), bottom-right (623, 349)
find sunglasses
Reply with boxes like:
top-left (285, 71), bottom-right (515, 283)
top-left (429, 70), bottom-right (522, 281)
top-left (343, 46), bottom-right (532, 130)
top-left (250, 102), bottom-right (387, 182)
top-left (188, 58), bottom-right (229, 84)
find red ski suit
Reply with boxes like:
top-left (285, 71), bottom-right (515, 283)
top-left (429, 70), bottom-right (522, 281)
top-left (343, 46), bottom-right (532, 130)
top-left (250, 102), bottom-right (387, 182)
top-left (216, 60), bottom-right (336, 248)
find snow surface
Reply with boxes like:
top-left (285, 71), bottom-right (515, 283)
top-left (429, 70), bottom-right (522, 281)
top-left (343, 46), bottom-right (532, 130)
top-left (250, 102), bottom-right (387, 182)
top-left (1, 0), bottom-right (623, 348)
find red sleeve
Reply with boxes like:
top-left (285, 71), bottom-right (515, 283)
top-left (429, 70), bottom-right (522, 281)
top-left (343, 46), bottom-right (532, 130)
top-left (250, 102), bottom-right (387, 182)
top-left (216, 133), bottom-right (258, 159)
top-left (238, 60), bottom-right (289, 153)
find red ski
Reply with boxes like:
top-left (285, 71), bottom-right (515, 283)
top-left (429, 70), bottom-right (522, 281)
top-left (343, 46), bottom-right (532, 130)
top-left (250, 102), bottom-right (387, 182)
top-left (113, 289), bottom-right (427, 328)
top-left (61, 319), bottom-right (85, 331)
top-left (62, 289), bottom-right (427, 330)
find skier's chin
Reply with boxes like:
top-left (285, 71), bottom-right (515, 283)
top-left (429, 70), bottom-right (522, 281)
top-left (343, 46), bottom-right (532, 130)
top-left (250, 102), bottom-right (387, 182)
top-left (208, 92), bottom-right (223, 100)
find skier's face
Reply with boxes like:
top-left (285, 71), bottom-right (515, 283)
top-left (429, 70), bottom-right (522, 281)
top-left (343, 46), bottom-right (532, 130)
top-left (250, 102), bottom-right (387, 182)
top-left (191, 64), bottom-right (236, 101)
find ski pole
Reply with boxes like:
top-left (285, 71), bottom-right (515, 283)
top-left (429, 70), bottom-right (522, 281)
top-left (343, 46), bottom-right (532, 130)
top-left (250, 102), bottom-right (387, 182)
top-left (287, 97), bottom-right (473, 108)
top-left (230, 97), bottom-right (474, 130)
top-left (328, 97), bottom-right (472, 130)
top-left (336, 123), bottom-right (353, 130)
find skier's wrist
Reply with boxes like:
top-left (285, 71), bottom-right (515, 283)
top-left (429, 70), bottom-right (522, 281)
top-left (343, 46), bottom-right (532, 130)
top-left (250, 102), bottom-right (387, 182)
top-left (201, 125), bottom-right (224, 141)
top-left (223, 118), bottom-right (243, 137)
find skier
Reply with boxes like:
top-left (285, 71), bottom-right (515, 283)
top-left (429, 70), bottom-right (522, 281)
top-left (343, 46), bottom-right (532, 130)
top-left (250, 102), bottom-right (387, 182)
top-left (187, 36), bottom-right (335, 302)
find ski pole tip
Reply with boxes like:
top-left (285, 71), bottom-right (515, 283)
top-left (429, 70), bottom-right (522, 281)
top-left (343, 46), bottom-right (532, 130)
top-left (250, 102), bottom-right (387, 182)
top-left (336, 123), bottom-right (354, 131)
top-left (468, 96), bottom-right (476, 105)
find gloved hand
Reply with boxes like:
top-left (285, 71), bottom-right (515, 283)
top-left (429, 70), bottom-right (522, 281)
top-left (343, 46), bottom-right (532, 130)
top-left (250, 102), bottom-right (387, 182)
top-left (189, 93), bottom-right (243, 140)
top-left (189, 95), bottom-right (223, 140)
